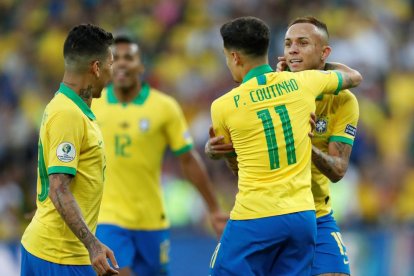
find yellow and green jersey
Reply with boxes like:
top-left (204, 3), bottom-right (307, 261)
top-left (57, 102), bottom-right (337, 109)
top-left (92, 83), bottom-right (193, 230)
top-left (21, 83), bottom-right (105, 265)
top-left (312, 90), bottom-right (359, 218)
top-left (211, 65), bottom-right (343, 220)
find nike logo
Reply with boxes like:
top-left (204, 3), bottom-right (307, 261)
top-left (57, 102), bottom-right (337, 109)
top-left (344, 259), bottom-right (349, 264)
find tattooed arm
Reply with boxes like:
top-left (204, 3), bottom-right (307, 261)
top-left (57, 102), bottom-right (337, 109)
top-left (324, 62), bottom-right (362, 90)
top-left (49, 174), bottom-right (118, 275)
top-left (311, 142), bottom-right (352, 183)
top-left (224, 156), bottom-right (239, 177)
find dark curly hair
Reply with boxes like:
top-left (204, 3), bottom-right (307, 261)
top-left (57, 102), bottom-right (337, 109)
top-left (220, 16), bottom-right (270, 58)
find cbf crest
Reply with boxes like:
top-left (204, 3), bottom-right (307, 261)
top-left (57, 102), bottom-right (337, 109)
top-left (139, 118), bottom-right (150, 132)
top-left (315, 116), bottom-right (328, 134)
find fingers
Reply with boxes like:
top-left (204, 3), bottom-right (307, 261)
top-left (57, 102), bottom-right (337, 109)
top-left (209, 136), bottom-right (225, 146)
top-left (277, 56), bottom-right (286, 61)
top-left (99, 258), bottom-right (118, 275)
top-left (107, 249), bottom-right (119, 270)
top-left (209, 126), bottom-right (216, 138)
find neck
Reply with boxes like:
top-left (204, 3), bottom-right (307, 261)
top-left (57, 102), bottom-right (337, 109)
top-left (62, 71), bottom-right (95, 107)
top-left (240, 57), bottom-right (269, 81)
top-left (114, 82), bottom-right (141, 103)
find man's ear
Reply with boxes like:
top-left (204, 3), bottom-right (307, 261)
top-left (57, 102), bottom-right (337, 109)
top-left (91, 60), bottom-right (100, 78)
top-left (231, 51), bottom-right (243, 66)
top-left (321, 46), bottom-right (332, 62)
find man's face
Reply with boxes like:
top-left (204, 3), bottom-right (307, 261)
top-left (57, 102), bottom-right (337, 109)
top-left (93, 48), bottom-right (113, 98)
top-left (112, 42), bottom-right (144, 90)
top-left (223, 47), bottom-right (242, 83)
top-left (284, 23), bottom-right (327, 72)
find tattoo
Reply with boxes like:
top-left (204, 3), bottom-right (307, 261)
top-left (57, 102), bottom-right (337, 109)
top-left (343, 73), bottom-right (354, 88)
top-left (312, 142), bottom-right (352, 182)
top-left (324, 63), bottom-right (336, 71)
top-left (79, 85), bottom-right (93, 105)
top-left (225, 156), bottom-right (239, 176)
top-left (49, 174), bottom-right (97, 250)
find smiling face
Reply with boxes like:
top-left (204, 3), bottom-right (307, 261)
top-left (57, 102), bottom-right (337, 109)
top-left (112, 42), bottom-right (145, 90)
top-left (284, 23), bottom-right (331, 72)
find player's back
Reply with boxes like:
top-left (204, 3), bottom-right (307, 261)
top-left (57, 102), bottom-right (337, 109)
top-left (211, 66), bottom-right (342, 220)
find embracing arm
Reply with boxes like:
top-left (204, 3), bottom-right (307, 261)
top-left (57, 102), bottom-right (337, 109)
top-left (324, 62), bottom-right (363, 90)
top-left (311, 142), bottom-right (352, 183)
top-left (48, 174), bottom-right (118, 275)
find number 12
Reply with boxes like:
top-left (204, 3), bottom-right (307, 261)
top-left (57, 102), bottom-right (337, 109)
top-left (257, 105), bottom-right (296, 170)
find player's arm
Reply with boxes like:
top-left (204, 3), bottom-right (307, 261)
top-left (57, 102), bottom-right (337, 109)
top-left (48, 174), bottom-right (119, 275)
top-left (205, 126), bottom-right (234, 160)
top-left (178, 150), bottom-right (228, 238)
top-left (324, 62), bottom-right (363, 90)
top-left (224, 156), bottom-right (239, 176)
top-left (311, 143), bottom-right (352, 183)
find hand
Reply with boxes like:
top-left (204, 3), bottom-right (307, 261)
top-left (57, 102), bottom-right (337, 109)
top-left (88, 239), bottom-right (119, 276)
top-left (309, 112), bottom-right (316, 138)
top-left (205, 126), bottom-right (234, 160)
top-left (209, 210), bottom-right (229, 240)
top-left (276, 56), bottom-right (289, 72)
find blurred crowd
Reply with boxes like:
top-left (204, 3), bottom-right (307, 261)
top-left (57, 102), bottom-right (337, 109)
top-left (1, 0), bottom-right (414, 273)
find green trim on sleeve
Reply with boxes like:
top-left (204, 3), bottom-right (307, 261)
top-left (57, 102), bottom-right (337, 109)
top-left (172, 144), bottom-right (194, 156)
top-left (329, 136), bottom-right (354, 146)
top-left (48, 166), bottom-right (77, 176)
top-left (37, 140), bottom-right (49, 202)
top-left (334, 71), bottom-right (343, 95)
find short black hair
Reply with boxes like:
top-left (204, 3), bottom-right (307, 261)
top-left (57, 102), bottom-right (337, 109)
top-left (220, 16), bottom-right (270, 57)
top-left (63, 24), bottom-right (114, 70)
top-left (114, 35), bottom-right (138, 45)
top-left (288, 16), bottom-right (329, 39)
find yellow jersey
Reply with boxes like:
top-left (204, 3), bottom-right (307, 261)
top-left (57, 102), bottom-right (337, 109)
top-left (92, 83), bottom-right (193, 230)
top-left (312, 90), bottom-right (359, 218)
top-left (21, 83), bottom-right (105, 265)
top-left (211, 65), bottom-right (343, 220)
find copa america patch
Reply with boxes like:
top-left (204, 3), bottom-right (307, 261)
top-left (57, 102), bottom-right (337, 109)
top-left (345, 124), bottom-right (357, 137)
top-left (56, 142), bottom-right (76, 162)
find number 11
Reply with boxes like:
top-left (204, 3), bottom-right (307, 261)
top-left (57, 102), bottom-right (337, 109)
top-left (257, 105), bottom-right (296, 170)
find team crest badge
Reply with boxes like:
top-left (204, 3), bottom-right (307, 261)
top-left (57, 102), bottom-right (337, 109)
top-left (57, 142), bottom-right (76, 162)
top-left (315, 117), bottom-right (328, 134)
top-left (139, 119), bottom-right (150, 132)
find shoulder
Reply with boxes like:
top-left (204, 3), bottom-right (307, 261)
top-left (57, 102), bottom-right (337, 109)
top-left (149, 87), bottom-right (183, 109)
top-left (338, 89), bottom-right (359, 108)
top-left (47, 94), bottom-right (84, 123)
top-left (212, 87), bottom-right (238, 107)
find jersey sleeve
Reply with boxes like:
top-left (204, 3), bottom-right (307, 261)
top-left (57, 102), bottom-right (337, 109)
top-left (46, 109), bottom-right (84, 175)
top-left (211, 99), bottom-right (234, 156)
top-left (329, 92), bottom-right (359, 146)
top-left (298, 70), bottom-right (343, 97)
top-left (164, 98), bottom-right (194, 156)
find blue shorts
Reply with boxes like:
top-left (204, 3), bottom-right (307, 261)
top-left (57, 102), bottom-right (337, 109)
top-left (210, 211), bottom-right (316, 276)
top-left (20, 244), bottom-right (95, 276)
top-left (312, 211), bottom-right (350, 275)
top-left (96, 224), bottom-right (170, 276)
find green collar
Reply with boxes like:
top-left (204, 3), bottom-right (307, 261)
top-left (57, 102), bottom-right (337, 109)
top-left (242, 64), bottom-right (273, 84)
top-left (58, 83), bottom-right (96, 120)
top-left (107, 82), bottom-right (150, 105)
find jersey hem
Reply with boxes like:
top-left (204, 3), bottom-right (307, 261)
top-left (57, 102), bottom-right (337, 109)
top-left (21, 242), bottom-right (90, 265)
top-left (48, 166), bottom-right (77, 176)
top-left (329, 136), bottom-right (354, 145)
top-left (97, 221), bottom-right (170, 231)
top-left (230, 206), bottom-right (315, 220)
